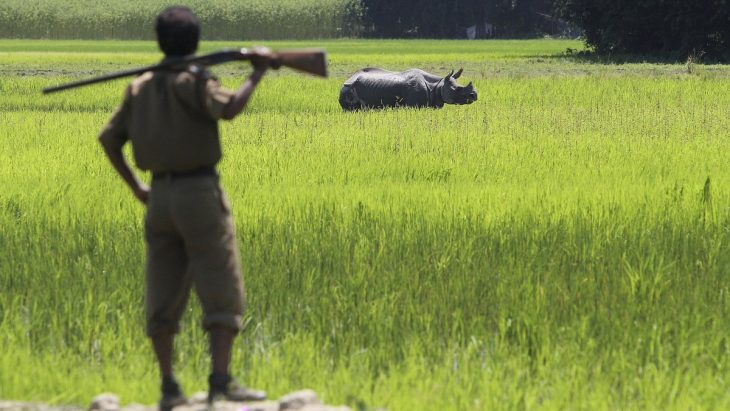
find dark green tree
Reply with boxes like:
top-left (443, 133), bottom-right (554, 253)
top-left (360, 0), bottom-right (557, 38)
top-left (556, 0), bottom-right (730, 60)
top-left (489, 0), bottom-right (557, 38)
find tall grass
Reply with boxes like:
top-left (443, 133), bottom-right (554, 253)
top-left (1, 40), bottom-right (730, 409)
top-left (0, 0), bottom-right (362, 40)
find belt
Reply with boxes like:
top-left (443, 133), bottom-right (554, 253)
top-left (152, 166), bottom-right (217, 181)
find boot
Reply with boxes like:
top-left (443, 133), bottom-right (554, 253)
top-left (159, 376), bottom-right (187, 411)
top-left (207, 372), bottom-right (266, 403)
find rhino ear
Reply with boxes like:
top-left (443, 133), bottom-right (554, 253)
top-left (454, 68), bottom-right (463, 79)
top-left (445, 69), bottom-right (454, 80)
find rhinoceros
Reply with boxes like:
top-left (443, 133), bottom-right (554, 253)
top-left (339, 67), bottom-right (477, 110)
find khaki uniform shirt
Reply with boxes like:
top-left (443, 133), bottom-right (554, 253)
top-left (99, 63), bottom-right (234, 172)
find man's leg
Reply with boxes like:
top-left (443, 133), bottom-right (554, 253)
top-left (151, 332), bottom-right (186, 410)
top-left (152, 332), bottom-right (174, 377)
top-left (177, 180), bottom-right (266, 402)
top-left (209, 326), bottom-right (235, 374)
top-left (145, 180), bottom-right (190, 410)
top-left (207, 326), bottom-right (266, 402)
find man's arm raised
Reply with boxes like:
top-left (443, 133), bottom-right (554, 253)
top-left (221, 47), bottom-right (271, 120)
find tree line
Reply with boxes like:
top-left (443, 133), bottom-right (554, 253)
top-left (360, 0), bottom-right (559, 39)
top-left (1, 0), bottom-right (727, 60)
top-left (361, 0), bottom-right (730, 60)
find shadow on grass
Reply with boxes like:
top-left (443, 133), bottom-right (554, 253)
top-left (542, 48), bottom-right (730, 65)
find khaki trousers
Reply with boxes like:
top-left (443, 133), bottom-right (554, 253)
top-left (144, 175), bottom-right (244, 336)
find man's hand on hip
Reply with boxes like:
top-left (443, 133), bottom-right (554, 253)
top-left (134, 184), bottom-right (150, 205)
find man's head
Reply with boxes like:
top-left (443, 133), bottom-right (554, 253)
top-left (155, 6), bottom-right (200, 57)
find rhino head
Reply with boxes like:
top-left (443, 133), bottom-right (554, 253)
top-left (440, 68), bottom-right (477, 105)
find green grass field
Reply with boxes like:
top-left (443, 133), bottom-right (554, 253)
top-left (1, 39), bottom-right (730, 410)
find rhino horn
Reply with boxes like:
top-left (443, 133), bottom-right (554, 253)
top-left (466, 81), bottom-right (473, 89)
top-left (454, 68), bottom-right (463, 79)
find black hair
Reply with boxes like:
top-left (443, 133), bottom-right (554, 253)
top-left (155, 6), bottom-right (200, 57)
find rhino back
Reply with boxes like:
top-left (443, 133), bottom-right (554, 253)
top-left (343, 67), bottom-right (395, 86)
top-left (402, 69), bottom-right (442, 83)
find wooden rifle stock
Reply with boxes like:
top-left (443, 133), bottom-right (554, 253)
top-left (43, 47), bottom-right (327, 94)
top-left (269, 49), bottom-right (328, 78)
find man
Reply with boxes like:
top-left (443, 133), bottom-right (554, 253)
top-left (98, 6), bottom-right (269, 409)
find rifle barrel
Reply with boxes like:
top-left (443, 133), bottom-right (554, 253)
top-left (43, 66), bottom-right (153, 94)
top-left (42, 48), bottom-right (328, 94)
top-left (42, 49), bottom-right (247, 95)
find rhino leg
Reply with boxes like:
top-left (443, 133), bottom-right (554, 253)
top-left (339, 84), bottom-right (362, 111)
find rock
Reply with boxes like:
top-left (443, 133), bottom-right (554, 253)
top-left (0, 401), bottom-right (32, 411)
top-left (0, 388), bottom-right (356, 411)
top-left (279, 390), bottom-right (320, 410)
top-left (227, 400), bottom-right (280, 411)
top-left (0, 402), bottom-right (83, 411)
top-left (173, 398), bottom-right (279, 411)
top-left (299, 406), bottom-right (352, 411)
top-left (188, 392), bottom-right (208, 405)
top-left (88, 394), bottom-right (120, 411)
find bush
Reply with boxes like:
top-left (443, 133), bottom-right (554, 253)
top-left (556, 0), bottom-right (730, 61)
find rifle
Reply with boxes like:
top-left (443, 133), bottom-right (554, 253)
top-left (43, 48), bottom-right (327, 94)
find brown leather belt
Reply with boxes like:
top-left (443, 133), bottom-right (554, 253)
top-left (152, 166), bottom-right (217, 181)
